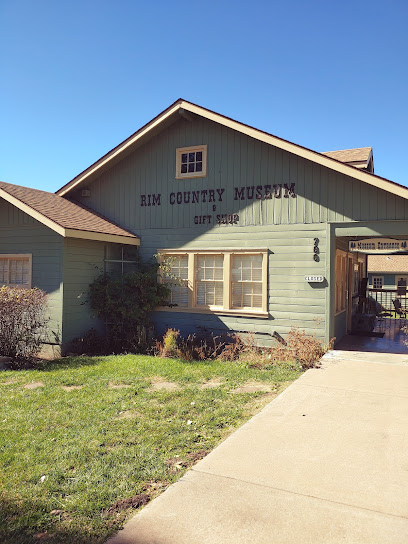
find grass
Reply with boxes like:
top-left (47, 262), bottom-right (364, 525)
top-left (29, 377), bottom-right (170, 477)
top-left (0, 354), bottom-right (301, 544)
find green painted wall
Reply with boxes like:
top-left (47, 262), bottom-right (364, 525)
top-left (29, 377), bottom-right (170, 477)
top-left (142, 222), bottom-right (327, 342)
top-left (4, 113), bottom-right (406, 347)
top-left (61, 238), bottom-right (107, 348)
top-left (0, 200), bottom-right (111, 353)
top-left (72, 116), bottom-right (408, 230)
top-left (64, 114), bottom-right (408, 345)
top-left (0, 200), bottom-right (63, 346)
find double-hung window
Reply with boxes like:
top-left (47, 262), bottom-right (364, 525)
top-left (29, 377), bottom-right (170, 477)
top-left (163, 254), bottom-right (189, 307)
top-left (196, 254), bottom-right (224, 306)
top-left (231, 254), bottom-right (263, 309)
top-left (159, 249), bottom-right (268, 317)
top-left (0, 254), bottom-right (32, 288)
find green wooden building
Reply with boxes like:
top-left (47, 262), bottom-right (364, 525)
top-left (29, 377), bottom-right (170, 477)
top-left (2, 99), bottom-right (408, 354)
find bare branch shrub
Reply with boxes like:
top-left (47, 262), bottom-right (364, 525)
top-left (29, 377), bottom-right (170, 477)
top-left (269, 327), bottom-right (333, 369)
top-left (155, 327), bottom-right (331, 370)
top-left (0, 286), bottom-right (48, 360)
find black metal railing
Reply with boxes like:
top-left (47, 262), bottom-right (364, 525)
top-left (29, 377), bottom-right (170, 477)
top-left (367, 288), bottom-right (408, 317)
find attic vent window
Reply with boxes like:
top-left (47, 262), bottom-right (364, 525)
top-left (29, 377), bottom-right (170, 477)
top-left (176, 145), bottom-right (207, 179)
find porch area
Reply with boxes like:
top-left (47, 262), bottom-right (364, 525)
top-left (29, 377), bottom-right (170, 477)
top-left (337, 317), bottom-right (408, 354)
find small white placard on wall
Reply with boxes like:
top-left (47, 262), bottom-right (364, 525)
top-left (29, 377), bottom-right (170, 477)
top-left (305, 275), bottom-right (324, 283)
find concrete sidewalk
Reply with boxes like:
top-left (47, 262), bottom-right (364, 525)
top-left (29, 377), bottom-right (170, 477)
top-left (107, 352), bottom-right (408, 544)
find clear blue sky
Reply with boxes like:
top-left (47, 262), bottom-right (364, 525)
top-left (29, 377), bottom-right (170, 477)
top-left (1, 0), bottom-right (407, 192)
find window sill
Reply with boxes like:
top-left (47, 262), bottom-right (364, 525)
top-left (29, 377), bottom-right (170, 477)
top-left (0, 284), bottom-right (31, 289)
top-left (175, 173), bottom-right (207, 180)
top-left (156, 307), bottom-right (269, 319)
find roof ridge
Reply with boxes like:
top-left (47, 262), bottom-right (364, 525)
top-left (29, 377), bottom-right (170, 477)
top-left (321, 146), bottom-right (372, 154)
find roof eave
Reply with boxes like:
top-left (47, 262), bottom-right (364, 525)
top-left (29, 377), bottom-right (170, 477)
top-left (56, 100), bottom-right (408, 202)
top-left (56, 99), bottom-right (184, 197)
top-left (0, 187), bottom-right (140, 245)
top-left (65, 229), bottom-right (140, 245)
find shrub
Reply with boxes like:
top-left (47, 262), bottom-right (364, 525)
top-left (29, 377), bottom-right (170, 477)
top-left (155, 327), bottom-right (331, 369)
top-left (160, 328), bottom-right (180, 358)
top-left (0, 286), bottom-right (48, 360)
top-left (155, 329), bottom-right (231, 360)
top-left (69, 328), bottom-right (108, 356)
top-left (269, 327), bottom-right (333, 369)
top-left (87, 254), bottom-right (170, 353)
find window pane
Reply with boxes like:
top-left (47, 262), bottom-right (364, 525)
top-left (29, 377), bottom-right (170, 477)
top-left (231, 254), bottom-right (263, 309)
top-left (177, 147), bottom-right (206, 177)
top-left (164, 255), bottom-right (189, 307)
top-left (196, 255), bottom-right (223, 306)
top-left (0, 260), bottom-right (8, 283)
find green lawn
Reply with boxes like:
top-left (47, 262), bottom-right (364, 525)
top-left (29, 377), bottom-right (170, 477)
top-left (0, 354), bottom-right (301, 544)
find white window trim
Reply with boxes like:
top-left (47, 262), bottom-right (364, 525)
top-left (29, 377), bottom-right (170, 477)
top-left (372, 275), bottom-right (384, 289)
top-left (158, 248), bottom-right (268, 318)
top-left (176, 145), bottom-right (207, 179)
top-left (0, 254), bottom-right (32, 288)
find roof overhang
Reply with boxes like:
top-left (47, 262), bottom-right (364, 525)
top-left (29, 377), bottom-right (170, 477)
top-left (0, 187), bottom-right (140, 246)
top-left (56, 99), bottom-right (408, 202)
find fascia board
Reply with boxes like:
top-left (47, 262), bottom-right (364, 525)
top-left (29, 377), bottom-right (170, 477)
top-left (0, 188), bottom-right (65, 236)
top-left (65, 229), bottom-right (140, 245)
top-left (57, 99), bottom-right (408, 203)
top-left (180, 101), bottom-right (408, 201)
top-left (57, 102), bottom-right (182, 196)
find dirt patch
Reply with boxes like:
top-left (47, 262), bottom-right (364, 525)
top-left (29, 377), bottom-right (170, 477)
top-left (49, 509), bottom-right (72, 521)
top-left (200, 378), bottom-right (224, 389)
top-left (165, 449), bottom-right (209, 473)
top-left (34, 532), bottom-right (54, 541)
top-left (105, 482), bottom-right (169, 516)
top-left (231, 381), bottom-right (272, 394)
top-left (24, 382), bottom-right (44, 390)
top-left (106, 494), bottom-right (150, 515)
top-left (62, 385), bottom-right (83, 391)
top-left (0, 381), bottom-right (16, 386)
top-left (148, 377), bottom-right (180, 391)
top-left (116, 410), bottom-right (139, 420)
top-left (108, 382), bottom-right (132, 389)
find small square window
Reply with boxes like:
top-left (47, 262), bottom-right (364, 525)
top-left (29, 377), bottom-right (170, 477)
top-left (372, 276), bottom-right (384, 289)
top-left (176, 145), bottom-right (207, 179)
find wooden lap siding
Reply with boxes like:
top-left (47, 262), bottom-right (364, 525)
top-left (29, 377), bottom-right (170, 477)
top-left (67, 115), bottom-right (408, 344)
top-left (0, 200), bottom-right (64, 346)
top-left (71, 117), bottom-right (408, 230)
top-left (142, 223), bottom-right (327, 343)
top-left (61, 238), bottom-right (107, 347)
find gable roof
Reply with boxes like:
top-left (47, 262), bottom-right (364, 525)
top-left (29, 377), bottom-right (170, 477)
top-left (56, 99), bottom-right (408, 202)
top-left (0, 181), bottom-right (139, 245)
top-left (368, 254), bottom-right (408, 274)
top-left (321, 147), bottom-right (373, 170)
